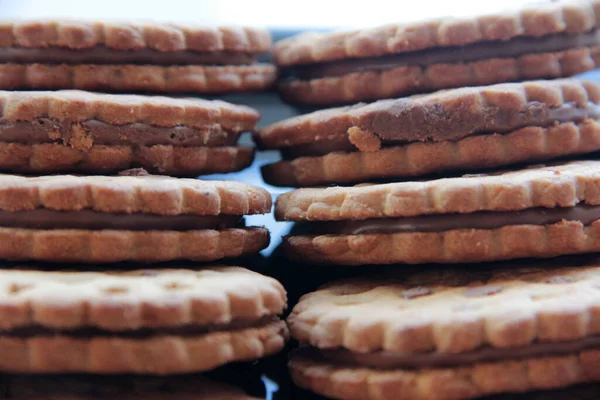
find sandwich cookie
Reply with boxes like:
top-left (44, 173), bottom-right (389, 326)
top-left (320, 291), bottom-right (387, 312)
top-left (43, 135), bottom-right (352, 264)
top-left (258, 79), bottom-right (600, 187)
top-left (276, 160), bottom-right (600, 265)
top-left (288, 264), bottom-right (600, 399)
top-left (275, 0), bottom-right (600, 105)
top-left (0, 173), bottom-right (271, 263)
top-left (0, 90), bottom-right (257, 176)
top-left (0, 266), bottom-right (287, 374)
top-left (0, 21), bottom-right (275, 93)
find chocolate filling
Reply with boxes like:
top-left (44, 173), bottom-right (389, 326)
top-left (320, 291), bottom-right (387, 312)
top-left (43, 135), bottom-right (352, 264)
top-left (280, 135), bottom-right (357, 159)
top-left (0, 47), bottom-right (257, 66)
top-left (0, 210), bottom-right (243, 231)
top-left (0, 119), bottom-right (240, 147)
top-left (0, 316), bottom-right (277, 339)
top-left (281, 102), bottom-right (600, 155)
top-left (304, 204), bottom-right (600, 235)
top-left (284, 29), bottom-right (600, 80)
top-left (301, 336), bottom-right (600, 369)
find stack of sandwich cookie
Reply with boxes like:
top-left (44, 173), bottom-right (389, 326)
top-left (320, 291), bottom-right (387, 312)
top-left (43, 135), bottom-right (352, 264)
top-left (0, 90), bottom-right (259, 176)
top-left (257, 79), bottom-right (600, 187)
top-left (0, 267), bottom-right (287, 373)
top-left (0, 17), bottom-right (286, 399)
top-left (0, 21), bottom-right (275, 93)
top-left (0, 266), bottom-right (288, 397)
top-left (275, 0), bottom-right (600, 105)
top-left (287, 263), bottom-right (600, 399)
top-left (0, 173), bottom-right (271, 263)
top-left (275, 160), bottom-right (600, 265)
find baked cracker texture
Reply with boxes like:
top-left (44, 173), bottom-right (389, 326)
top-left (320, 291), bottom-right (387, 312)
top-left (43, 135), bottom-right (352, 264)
top-left (257, 79), bottom-right (600, 148)
top-left (263, 119), bottom-right (600, 187)
top-left (287, 263), bottom-right (600, 399)
top-left (0, 21), bottom-right (276, 93)
top-left (276, 160), bottom-right (600, 265)
top-left (275, 0), bottom-right (600, 104)
top-left (0, 64), bottom-right (277, 93)
top-left (0, 90), bottom-right (260, 176)
top-left (0, 22), bottom-right (272, 52)
top-left (259, 79), bottom-right (600, 186)
top-left (0, 266), bottom-right (288, 374)
top-left (0, 143), bottom-right (255, 176)
top-left (0, 174), bottom-right (271, 262)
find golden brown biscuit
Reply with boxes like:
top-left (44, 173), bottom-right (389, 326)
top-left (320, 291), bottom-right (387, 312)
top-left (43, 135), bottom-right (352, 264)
top-left (0, 90), bottom-right (260, 176)
top-left (0, 174), bottom-right (271, 263)
top-left (276, 161), bottom-right (600, 265)
top-left (287, 263), bottom-right (600, 399)
top-left (0, 21), bottom-right (275, 93)
top-left (257, 79), bottom-right (600, 186)
top-left (275, 0), bottom-right (600, 105)
top-left (0, 266), bottom-right (287, 374)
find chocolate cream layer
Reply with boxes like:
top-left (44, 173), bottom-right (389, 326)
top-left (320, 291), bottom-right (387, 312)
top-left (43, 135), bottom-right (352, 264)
top-left (0, 316), bottom-right (279, 339)
top-left (284, 29), bottom-right (600, 80)
top-left (303, 204), bottom-right (600, 235)
top-left (0, 210), bottom-right (243, 231)
top-left (0, 47), bottom-right (257, 66)
top-left (278, 102), bottom-right (600, 156)
top-left (297, 335), bottom-right (600, 369)
top-left (0, 118), bottom-right (240, 147)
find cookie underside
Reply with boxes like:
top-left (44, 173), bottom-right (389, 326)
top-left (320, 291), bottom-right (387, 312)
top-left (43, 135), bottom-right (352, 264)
top-left (263, 119), bottom-right (600, 186)
top-left (283, 221), bottom-right (600, 265)
top-left (289, 350), bottom-right (600, 400)
top-left (0, 320), bottom-right (287, 374)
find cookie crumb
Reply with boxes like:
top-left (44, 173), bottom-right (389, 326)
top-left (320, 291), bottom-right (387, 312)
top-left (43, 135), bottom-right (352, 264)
top-left (348, 127), bottom-right (381, 152)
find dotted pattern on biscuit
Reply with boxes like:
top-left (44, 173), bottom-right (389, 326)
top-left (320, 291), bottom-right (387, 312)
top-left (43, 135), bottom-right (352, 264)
top-left (275, 160), bottom-right (600, 221)
top-left (0, 266), bottom-right (286, 330)
top-left (0, 21), bottom-right (271, 53)
top-left (0, 320), bottom-right (288, 374)
top-left (289, 349), bottom-right (600, 400)
top-left (263, 120), bottom-right (600, 186)
top-left (280, 47), bottom-right (600, 105)
top-left (0, 227), bottom-right (270, 263)
top-left (258, 79), bottom-right (600, 149)
top-left (0, 173), bottom-right (272, 215)
top-left (0, 87), bottom-right (260, 129)
top-left (0, 143), bottom-right (254, 176)
top-left (274, 0), bottom-right (600, 65)
top-left (288, 264), bottom-right (600, 353)
top-left (0, 64), bottom-right (277, 95)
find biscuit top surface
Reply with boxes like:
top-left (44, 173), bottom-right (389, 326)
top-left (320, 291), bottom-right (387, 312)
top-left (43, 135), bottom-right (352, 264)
top-left (0, 266), bottom-right (286, 331)
top-left (274, 0), bottom-right (600, 66)
top-left (0, 174), bottom-right (272, 216)
top-left (287, 263), bottom-right (600, 354)
top-left (0, 20), bottom-right (271, 53)
top-left (275, 160), bottom-right (600, 221)
top-left (256, 79), bottom-right (600, 149)
top-left (0, 90), bottom-right (259, 131)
